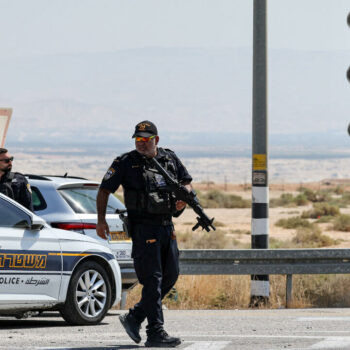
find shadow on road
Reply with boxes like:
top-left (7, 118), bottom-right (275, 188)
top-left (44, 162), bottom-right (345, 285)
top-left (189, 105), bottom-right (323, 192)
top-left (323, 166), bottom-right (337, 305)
top-left (0, 319), bottom-right (112, 329)
top-left (0, 319), bottom-right (110, 329)
top-left (46, 347), bottom-right (144, 350)
top-left (0, 311), bottom-right (121, 329)
top-left (0, 319), bottom-right (65, 328)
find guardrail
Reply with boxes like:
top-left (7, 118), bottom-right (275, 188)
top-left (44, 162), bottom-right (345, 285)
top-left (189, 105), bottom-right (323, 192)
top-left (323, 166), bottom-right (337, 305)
top-left (179, 249), bottom-right (350, 307)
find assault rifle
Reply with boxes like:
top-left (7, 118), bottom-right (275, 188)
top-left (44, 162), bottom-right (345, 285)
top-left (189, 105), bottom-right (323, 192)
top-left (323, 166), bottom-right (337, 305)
top-left (145, 157), bottom-right (216, 232)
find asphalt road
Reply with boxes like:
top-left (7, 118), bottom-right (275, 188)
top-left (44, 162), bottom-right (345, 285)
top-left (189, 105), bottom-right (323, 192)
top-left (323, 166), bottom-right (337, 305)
top-left (1, 308), bottom-right (350, 350)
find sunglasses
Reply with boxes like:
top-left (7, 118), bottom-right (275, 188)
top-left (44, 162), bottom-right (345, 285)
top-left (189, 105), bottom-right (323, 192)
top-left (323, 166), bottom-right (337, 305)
top-left (0, 157), bottom-right (14, 163)
top-left (135, 135), bottom-right (156, 142)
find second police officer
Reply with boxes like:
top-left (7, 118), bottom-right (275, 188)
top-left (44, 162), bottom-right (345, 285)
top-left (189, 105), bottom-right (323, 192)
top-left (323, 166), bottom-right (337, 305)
top-left (96, 121), bottom-right (192, 348)
top-left (0, 148), bottom-right (33, 211)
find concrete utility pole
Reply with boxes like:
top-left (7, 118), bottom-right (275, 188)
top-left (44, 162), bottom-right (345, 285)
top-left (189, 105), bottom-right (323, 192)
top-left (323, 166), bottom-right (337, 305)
top-left (251, 0), bottom-right (269, 305)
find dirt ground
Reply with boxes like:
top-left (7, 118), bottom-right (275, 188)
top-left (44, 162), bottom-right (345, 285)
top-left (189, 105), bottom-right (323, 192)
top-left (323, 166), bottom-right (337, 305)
top-left (173, 182), bottom-right (350, 249)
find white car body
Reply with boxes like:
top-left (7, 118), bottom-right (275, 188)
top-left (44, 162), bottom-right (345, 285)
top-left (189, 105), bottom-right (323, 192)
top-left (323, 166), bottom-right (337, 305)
top-left (0, 193), bottom-right (121, 324)
top-left (26, 175), bottom-right (137, 291)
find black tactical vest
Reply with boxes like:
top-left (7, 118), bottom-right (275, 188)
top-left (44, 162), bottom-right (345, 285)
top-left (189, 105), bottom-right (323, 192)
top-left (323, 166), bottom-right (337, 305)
top-left (0, 172), bottom-right (15, 199)
top-left (124, 149), bottom-right (177, 215)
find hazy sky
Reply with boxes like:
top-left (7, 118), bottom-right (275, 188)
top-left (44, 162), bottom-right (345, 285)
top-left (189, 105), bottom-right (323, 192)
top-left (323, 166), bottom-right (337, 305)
top-left (0, 0), bottom-right (350, 152)
top-left (0, 0), bottom-right (349, 59)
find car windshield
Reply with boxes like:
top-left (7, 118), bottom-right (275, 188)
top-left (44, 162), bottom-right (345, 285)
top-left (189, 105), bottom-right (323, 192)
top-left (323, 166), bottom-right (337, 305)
top-left (58, 187), bottom-right (125, 214)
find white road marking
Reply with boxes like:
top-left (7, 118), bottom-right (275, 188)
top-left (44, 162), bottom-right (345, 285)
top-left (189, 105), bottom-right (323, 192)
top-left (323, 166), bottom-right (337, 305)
top-left (35, 343), bottom-right (232, 350)
top-left (298, 317), bottom-right (350, 322)
top-left (306, 331), bottom-right (350, 333)
top-left (309, 337), bottom-right (350, 349)
top-left (20, 335), bottom-right (350, 350)
top-left (178, 334), bottom-right (344, 339)
top-left (34, 335), bottom-right (350, 341)
top-left (185, 341), bottom-right (231, 350)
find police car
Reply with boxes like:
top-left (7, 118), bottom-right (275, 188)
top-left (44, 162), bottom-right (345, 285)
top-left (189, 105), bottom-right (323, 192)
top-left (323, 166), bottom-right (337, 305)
top-left (26, 175), bottom-right (137, 291)
top-left (0, 193), bottom-right (121, 325)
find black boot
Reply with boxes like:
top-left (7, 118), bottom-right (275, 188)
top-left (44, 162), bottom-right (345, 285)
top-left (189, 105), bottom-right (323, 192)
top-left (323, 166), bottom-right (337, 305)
top-left (145, 330), bottom-right (181, 348)
top-left (119, 313), bottom-right (141, 344)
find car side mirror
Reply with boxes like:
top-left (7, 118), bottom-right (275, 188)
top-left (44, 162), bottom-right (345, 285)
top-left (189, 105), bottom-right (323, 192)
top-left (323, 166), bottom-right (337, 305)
top-left (14, 220), bottom-right (31, 229)
top-left (31, 217), bottom-right (46, 231)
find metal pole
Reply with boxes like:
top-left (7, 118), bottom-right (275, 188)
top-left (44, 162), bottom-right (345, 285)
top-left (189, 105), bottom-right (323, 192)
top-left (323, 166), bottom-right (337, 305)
top-left (120, 291), bottom-right (128, 309)
top-left (250, 0), bottom-right (269, 306)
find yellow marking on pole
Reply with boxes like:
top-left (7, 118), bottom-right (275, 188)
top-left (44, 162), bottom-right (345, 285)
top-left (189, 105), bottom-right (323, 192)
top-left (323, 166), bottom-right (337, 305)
top-left (253, 154), bottom-right (267, 170)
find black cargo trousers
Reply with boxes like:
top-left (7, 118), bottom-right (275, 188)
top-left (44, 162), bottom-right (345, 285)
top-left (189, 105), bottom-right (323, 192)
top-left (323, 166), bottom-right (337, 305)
top-left (129, 222), bottom-right (179, 335)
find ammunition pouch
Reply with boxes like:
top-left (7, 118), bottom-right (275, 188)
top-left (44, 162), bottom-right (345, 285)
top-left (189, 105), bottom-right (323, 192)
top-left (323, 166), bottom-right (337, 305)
top-left (124, 188), bottom-right (176, 215)
top-left (146, 191), bottom-right (175, 214)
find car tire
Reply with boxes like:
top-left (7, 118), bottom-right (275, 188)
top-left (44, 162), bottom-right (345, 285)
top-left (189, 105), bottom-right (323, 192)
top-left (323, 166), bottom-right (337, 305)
top-left (60, 260), bottom-right (112, 325)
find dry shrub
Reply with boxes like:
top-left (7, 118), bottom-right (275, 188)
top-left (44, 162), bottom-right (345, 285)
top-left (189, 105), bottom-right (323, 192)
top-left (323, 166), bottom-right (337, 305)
top-left (269, 237), bottom-right (294, 249)
top-left (328, 195), bottom-right (350, 208)
top-left (122, 274), bottom-right (350, 310)
top-left (299, 188), bottom-right (330, 203)
top-left (275, 216), bottom-right (313, 229)
top-left (294, 275), bottom-right (350, 307)
top-left (314, 215), bottom-right (334, 223)
top-left (230, 229), bottom-right (251, 235)
top-left (270, 193), bottom-right (308, 208)
top-left (177, 229), bottom-right (243, 249)
top-left (270, 193), bottom-right (296, 208)
top-left (165, 275), bottom-right (251, 309)
top-left (125, 283), bottom-right (143, 309)
top-left (333, 214), bottom-right (350, 232)
top-left (124, 276), bottom-right (251, 310)
top-left (335, 186), bottom-right (345, 195)
top-left (294, 193), bottom-right (309, 206)
top-left (198, 190), bottom-right (250, 208)
top-left (341, 192), bottom-right (350, 206)
top-left (268, 275), bottom-right (302, 308)
top-left (124, 275), bottom-right (350, 310)
top-left (213, 221), bottom-right (226, 227)
top-left (292, 226), bottom-right (338, 247)
top-left (193, 230), bottom-right (229, 249)
top-left (301, 202), bottom-right (340, 219)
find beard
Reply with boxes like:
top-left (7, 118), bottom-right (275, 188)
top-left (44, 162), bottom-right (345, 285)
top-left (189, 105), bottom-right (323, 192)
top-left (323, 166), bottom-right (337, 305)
top-left (3, 165), bottom-right (12, 173)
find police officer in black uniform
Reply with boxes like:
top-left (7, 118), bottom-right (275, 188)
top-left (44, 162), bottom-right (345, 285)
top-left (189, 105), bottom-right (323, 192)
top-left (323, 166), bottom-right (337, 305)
top-left (0, 148), bottom-right (33, 211)
top-left (97, 121), bottom-right (192, 348)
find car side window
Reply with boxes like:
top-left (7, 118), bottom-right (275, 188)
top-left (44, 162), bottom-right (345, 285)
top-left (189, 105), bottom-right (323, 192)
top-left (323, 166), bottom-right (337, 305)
top-left (59, 187), bottom-right (125, 214)
top-left (0, 198), bottom-right (32, 228)
top-left (31, 186), bottom-right (47, 211)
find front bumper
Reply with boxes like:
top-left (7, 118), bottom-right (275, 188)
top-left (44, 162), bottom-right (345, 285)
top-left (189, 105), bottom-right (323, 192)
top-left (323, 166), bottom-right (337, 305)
top-left (108, 257), bottom-right (122, 307)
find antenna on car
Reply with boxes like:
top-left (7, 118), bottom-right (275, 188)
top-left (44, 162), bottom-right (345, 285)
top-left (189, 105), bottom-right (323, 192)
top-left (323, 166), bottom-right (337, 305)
top-left (64, 173), bottom-right (68, 178)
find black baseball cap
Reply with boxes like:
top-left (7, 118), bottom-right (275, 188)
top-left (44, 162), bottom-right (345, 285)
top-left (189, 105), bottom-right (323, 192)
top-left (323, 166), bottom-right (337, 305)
top-left (132, 120), bottom-right (158, 138)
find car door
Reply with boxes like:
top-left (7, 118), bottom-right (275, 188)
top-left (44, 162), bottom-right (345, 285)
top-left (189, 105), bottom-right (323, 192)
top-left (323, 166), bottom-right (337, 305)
top-left (0, 195), bottom-right (62, 309)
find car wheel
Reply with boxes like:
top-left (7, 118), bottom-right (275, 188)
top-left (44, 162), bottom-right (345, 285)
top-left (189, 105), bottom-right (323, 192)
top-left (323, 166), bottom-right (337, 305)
top-left (60, 260), bottom-right (112, 325)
